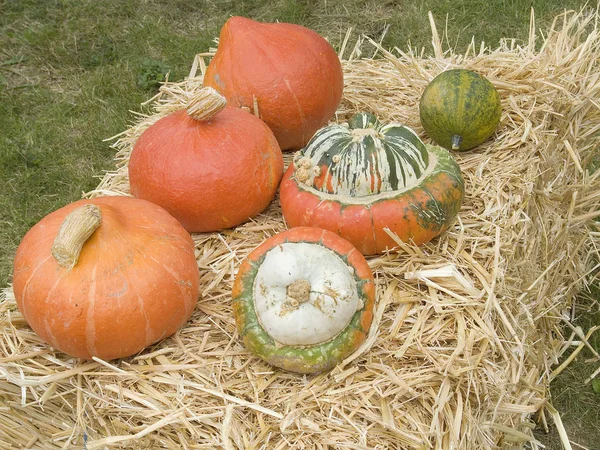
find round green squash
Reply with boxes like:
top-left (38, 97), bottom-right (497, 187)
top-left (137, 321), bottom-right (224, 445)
top-left (419, 69), bottom-right (502, 151)
top-left (279, 112), bottom-right (465, 255)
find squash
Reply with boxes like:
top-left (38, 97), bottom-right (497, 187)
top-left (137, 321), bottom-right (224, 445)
top-left (232, 226), bottom-right (375, 374)
top-left (279, 113), bottom-right (464, 255)
top-left (419, 69), bottom-right (502, 151)
top-left (203, 16), bottom-right (343, 151)
top-left (128, 87), bottom-right (284, 232)
top-left (12, 197), bottom-right (199, 360)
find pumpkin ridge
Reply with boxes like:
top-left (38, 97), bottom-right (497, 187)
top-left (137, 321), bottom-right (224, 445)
top-left (148, 254), bottom-right (196, 318)
top-left (283, 76), bottom-right (307, 140)
top-left (85, 264), bottom-right (99, 357)
top-left (134, 291), bottom-right (153, 344)
top-left (42, 314), bottom-right (59, 350)
top-left (224, 23), bottom-right (243, 106)
top-left (41, 277), bottom-right (63, 348)
top-left (367, 205), bottom-right (377, 253)
top-left (18, 254), bottom-right (53, 321)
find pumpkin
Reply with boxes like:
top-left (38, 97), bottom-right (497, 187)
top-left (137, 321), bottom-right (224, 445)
top-left (419, 69), bottom-right (502, 151)
top-left (203, 16), bottom-right (344, 151)
top-left (232, 226), bottom-right (375, 374)
top-left (12, 196), bottom-right (199, 360)
top-left (128, 87), bottom-right (284, 232)
top-left (279, 113), bottom-right (465, 255)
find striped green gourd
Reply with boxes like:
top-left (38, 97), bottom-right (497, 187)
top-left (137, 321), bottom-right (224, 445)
top-left (293, 112), bottom-right (430, 196)
top-left (419, 69), bottom-right (501, 151)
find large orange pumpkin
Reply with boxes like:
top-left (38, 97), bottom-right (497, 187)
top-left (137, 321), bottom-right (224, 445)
top-left (203, 16), bottom-right (344, 151)
top-left (128, 88), bottom-right (284, 232)
top-left (12, 196), bottom-right (200, 360)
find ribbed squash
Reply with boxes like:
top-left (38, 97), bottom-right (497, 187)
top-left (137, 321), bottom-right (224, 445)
top-left (419, 69), bottom-right (502, 151)
top-left (279, 113), bottom-right (465, 255)
top-left (232, 227), bottom-right (375, 374)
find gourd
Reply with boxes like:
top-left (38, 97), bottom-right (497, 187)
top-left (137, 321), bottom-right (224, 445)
top-left (279, 113), bottom-right (465, 255)
top-left (12, 197), bottom-right (199, 360)
top-left (128, 87), bottom-right (284, 232)
top-left (232, 227), bottom-right (375, 374)
top-left (203, 16), bottom-right (344, 151)
top-left (419, 69), bottom-right (502, 151)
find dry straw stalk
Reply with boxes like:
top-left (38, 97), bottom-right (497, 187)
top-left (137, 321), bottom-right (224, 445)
top-left (1, 7), bottom-right (600, 450)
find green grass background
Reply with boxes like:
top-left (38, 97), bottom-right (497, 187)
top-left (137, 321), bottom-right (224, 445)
top-left (0, 0), bottom-right (598, 448)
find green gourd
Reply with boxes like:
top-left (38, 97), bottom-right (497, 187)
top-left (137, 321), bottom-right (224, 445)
top-left (419, 69), bottom-right (502, 151)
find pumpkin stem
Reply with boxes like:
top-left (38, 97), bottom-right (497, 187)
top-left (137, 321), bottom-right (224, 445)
top-left (351, 127), bottom-right (380, 142)
top-left (451, 135), bottom-right (463, 150)
top-left (51, 204), bottom-right (102, 270)
top-left (286, 279), bottom-right (311, 306)
top-left (187, 87), bottom-right (227, 121)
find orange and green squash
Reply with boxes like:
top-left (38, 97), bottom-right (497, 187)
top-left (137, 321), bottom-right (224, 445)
top-left (279, 113), bottom-right (465, 255)
top-left (232, 226), bottom-right (375, 374)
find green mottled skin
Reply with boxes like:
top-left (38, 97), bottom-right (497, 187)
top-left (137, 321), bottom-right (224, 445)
top-left (419, 69), bottom-right (502, 151)
top-left (232, 242), bottom-right (373, 374)
top-left (408, 144), bottom-right (464, 232)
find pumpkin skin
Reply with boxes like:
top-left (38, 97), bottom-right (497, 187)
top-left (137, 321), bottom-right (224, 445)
top-left (128, 90), bottom-right (284, 232)
top-left (419, 69), bottom-right (501, 151)
top-left (232, 227), bottom-right (375, 374)
top-left (279, 113), bottom-right (465, 255)
top-left (203, 16), bottom-right (344, 151)
top-left (12, 197), bottom-right (200, 361)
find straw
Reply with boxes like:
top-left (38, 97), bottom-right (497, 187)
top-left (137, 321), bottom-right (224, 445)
top-left (1, 7), bottom-right (599, 450)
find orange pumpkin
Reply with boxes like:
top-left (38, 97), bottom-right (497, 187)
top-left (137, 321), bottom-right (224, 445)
top-left (12, 196), bottom-right (199, 360)
top-left (128, 88), bottom-right (284, 232)
top-left (203, 16), bottom-right (344, 151)
top-left (232, 227), bottom-right (375, 374)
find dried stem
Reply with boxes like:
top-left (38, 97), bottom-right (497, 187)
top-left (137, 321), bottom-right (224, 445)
top-left (51, 204), bottom-right (102, 270)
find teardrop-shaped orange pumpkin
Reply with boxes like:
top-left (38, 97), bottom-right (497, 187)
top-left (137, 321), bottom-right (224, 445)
top-left (203, 16), bottom-right (344, 151)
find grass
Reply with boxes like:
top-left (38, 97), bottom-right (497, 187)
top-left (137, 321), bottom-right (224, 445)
top-left (0, 0), bottom-right (598, 447)
top-left (538, 288), bottom-right (600, 450)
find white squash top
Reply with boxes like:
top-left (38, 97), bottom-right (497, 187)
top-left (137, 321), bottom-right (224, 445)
top-left (253, 242), bottom-right (362, 346)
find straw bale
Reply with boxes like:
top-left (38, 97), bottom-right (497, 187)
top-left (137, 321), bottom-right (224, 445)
top-left (1, 8), bottom-right (599, 450)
